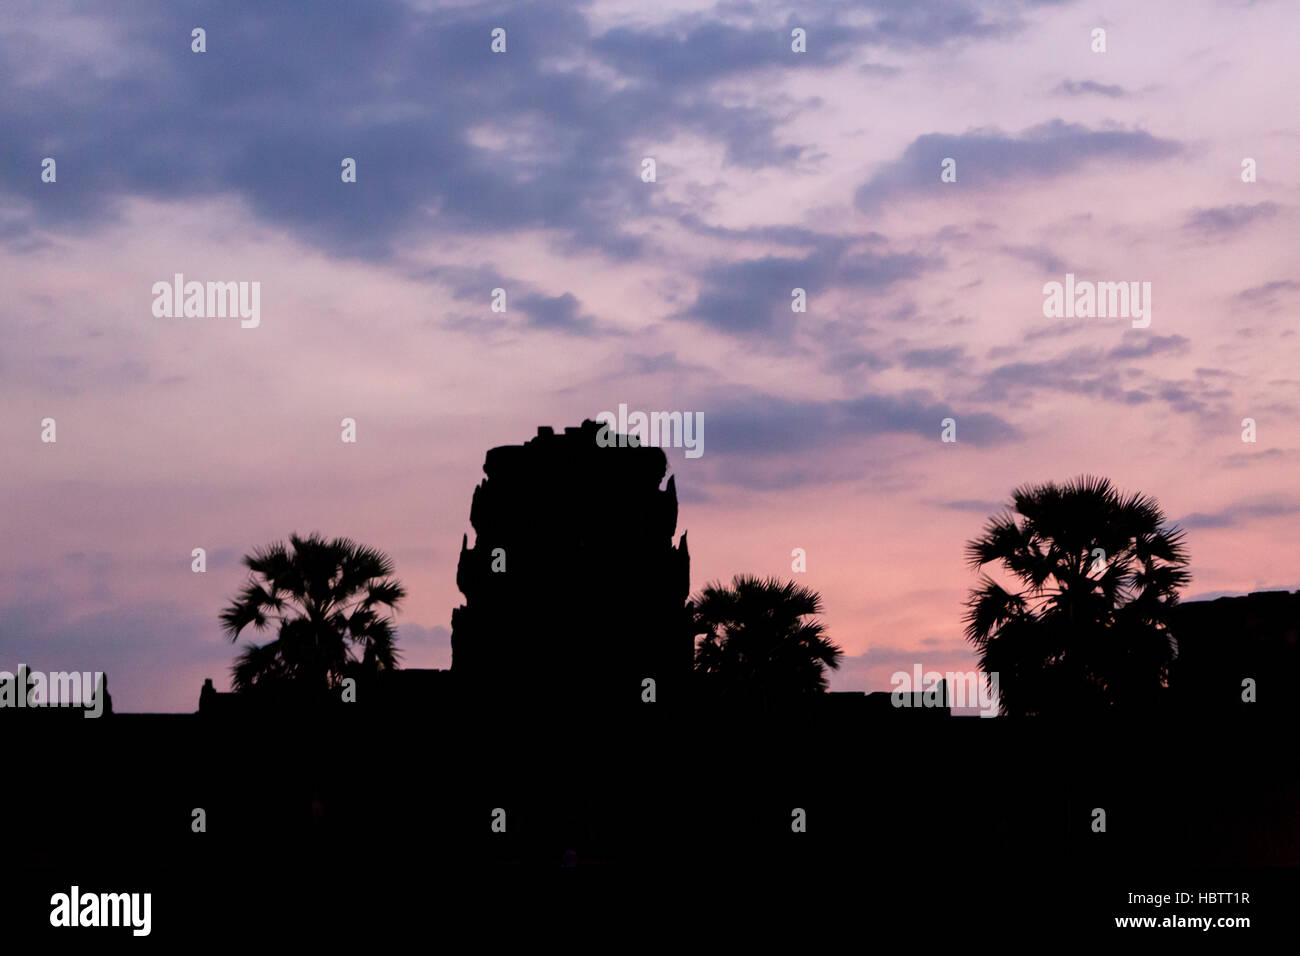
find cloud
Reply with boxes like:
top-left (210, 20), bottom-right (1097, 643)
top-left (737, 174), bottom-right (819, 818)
top-left (1183, 202), bottom-right (1280, 237)
top-left (855, 120), bottom-right (1181, 210)
top-left (1220, 447), bottom-right (1291, 469)
top-left (0, 0), bottom-right (839, 261)
top-left (589, 0), bottom-right (1050, 88)
top-left (676, 242), bottom-right (940, 335)
top-left (902, 346), bottom-right (966, 369)
top-left (968, 338), bottom-right (1225, 418)
top-left (999, 243), bottom-right (1068, 275)
top-left (622, 352), bottom-right (692, 375)
top-left (2, 1), bottom-right (1088, 258)
top-left (592, 0), bottom-right (1046, 93)
top-left (421, 264), bottom-right (606, 337)
top-left (1234, 279), bottom-right (1300, 311)
top-left (971, 348), bottom-right (1142, 405)
top-left (824, 347), bottom-right (893, 375)
top-left (1054, 79), bottom-right (1128, 98)
top-left (938, 498), bottom-right (1007, 514)
top-left (1178, 498), bottom-right (1300, 529)
top-left (836, 0), bottom-right (1037, 48)
top-left (591, 19), bottom-right (857, 84)
top-left (1106, 333), bottom-right (1190, 360)
top-left (702, 387), bottom-right (1020, 458)
top-left (859, 62), bottom-right (901, 77)
top-left (515, 292), bottom-right (598, 334)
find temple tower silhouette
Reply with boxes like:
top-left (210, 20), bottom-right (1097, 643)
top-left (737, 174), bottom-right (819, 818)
top-left (450, 420), bottom-right (693, 706)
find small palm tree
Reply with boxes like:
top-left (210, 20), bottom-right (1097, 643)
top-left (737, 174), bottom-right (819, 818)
top-left (964, 476), bottom-right (1190, 717)
top-left (220, 533), bottom-right (405, 698)
top-left (693, 575), bottom-right (842, 701)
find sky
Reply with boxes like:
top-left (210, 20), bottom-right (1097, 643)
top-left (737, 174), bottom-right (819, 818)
top-left (2, 0), bottom-right (1298, 712)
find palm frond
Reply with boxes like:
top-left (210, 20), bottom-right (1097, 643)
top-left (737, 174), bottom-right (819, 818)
top-left (219, 533), bottom-right (407, 697)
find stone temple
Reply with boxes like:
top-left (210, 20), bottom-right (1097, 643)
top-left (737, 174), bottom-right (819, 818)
top-left (450, 420), bottom-right (693, 707)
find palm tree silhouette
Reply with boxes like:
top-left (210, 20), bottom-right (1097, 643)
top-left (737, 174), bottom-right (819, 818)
top-left (693, 575), bottom-right (842, 701)
top-left (964, 476), bottom-right (1190, 717)
top-left (219, 533), bottom-right (406, 698)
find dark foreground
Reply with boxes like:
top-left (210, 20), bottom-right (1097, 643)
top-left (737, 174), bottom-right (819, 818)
top-left (4, 700), bottom-right (1297, 942)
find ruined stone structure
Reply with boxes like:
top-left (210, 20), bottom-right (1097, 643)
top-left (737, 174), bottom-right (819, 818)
top-left (450, 421), bottom-right (693, 706)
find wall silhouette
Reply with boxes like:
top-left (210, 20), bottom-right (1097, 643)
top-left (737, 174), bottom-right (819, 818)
top-left (1170, 589), bottom-right (1300, 716)
top-left (449, 421), bottom-right (693, 707)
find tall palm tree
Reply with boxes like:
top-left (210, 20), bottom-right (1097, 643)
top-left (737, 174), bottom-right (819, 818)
top-left (964, 476), bottom-right (1190, 717)
top-left (693, 575), bottom-right (842, 701)
top-left (220, 533), bottom-right (405, 697)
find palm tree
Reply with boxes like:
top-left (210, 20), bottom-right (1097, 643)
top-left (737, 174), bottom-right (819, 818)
top-left (964, 476), bottom-right (1190, 717)
top-left (693, 575), bottom-right (842, 701)
top-left (219, 533), bottom-right (406, 698)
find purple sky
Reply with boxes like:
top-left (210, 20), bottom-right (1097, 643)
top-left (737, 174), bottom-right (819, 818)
top-left (2, 0), bottom-right (1299, 711)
